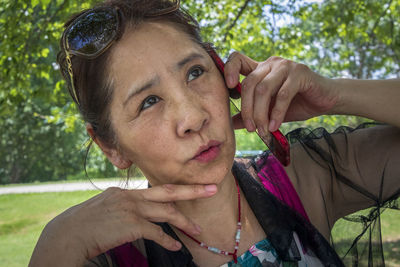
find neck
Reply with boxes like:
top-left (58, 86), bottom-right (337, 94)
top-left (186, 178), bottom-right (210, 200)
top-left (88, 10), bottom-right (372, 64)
top-left (174, 170), bottom-right (239, 241)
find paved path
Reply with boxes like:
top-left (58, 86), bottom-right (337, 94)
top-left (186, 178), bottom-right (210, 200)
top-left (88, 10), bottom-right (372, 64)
top-left (0, 180), bottom-right (148, 195)
top-left (0, 151), bottom-right (263, 195)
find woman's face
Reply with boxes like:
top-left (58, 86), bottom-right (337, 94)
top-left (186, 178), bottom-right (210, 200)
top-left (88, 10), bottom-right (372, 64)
top-left (107, 22), bottom-right (235, 186)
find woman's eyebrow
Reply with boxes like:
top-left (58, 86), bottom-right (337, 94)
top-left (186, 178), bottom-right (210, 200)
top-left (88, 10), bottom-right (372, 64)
top-left (122, 53), bottom-right (205, 108)
top-left (175, 52), bottom-right (205, 71)
top-left (123, 76), bottom-right (160, 108)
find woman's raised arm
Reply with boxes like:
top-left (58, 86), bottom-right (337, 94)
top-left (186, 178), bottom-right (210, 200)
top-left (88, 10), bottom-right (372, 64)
top-left (224, 52), bottom-right (400, 134)
top-left (331, 78), bottom-right (400, 127)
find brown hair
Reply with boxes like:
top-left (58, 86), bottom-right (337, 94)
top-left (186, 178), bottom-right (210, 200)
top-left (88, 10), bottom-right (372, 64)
top-left (57, 0), bottom-right (212, 148)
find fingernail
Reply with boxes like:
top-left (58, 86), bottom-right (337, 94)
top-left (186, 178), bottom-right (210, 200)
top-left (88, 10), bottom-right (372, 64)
top-left (204, 184), bottom-right (217, 193)
top-left (245, 119), bottom-right (256, 132)
top-left (194, 224), bottom-right (202, 234)
top-left (175, 241), bottom-right (182, 249)
top-left (269, 120), bottom-right (277, 132)
top-left (228, 75), bottom-right (235, 87)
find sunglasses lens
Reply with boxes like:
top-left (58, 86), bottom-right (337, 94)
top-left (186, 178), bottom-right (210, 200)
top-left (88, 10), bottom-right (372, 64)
top-left (66, 9), bottom-right (118, 56)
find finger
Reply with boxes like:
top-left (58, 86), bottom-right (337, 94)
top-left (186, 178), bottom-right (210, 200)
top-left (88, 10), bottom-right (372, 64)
top-left (240, 63), bottom-right (271, 132)
top-left (224, 51), bottom-right (258, 88)
top-left (140, 184), bottom-right (217, 203)
top-left (253, 71), bottom-right (285, 136)
top-left (231, 113), bottom-right (245, 129)
top-left (268, 77), bottom-right (297, 132)
top-left (140, 221), bottom-right (182, 251)
top-left (137, 202), bottom-right (201, 236)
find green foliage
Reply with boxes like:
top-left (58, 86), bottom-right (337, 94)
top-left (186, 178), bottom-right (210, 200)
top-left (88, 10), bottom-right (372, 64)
top-left (289, 0), bottom-right (400, 79)
top-left (0, 0), bottom-right (109, 184)
top-left (0, 103), bottom-right (84, 184)
top-left (1, 0), bottom-right (399, 183)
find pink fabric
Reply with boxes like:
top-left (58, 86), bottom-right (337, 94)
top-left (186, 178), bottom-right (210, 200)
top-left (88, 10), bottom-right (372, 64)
top-left (110, 242), bottom-right (148, 267)
top-left (257, 154), bottom-right (310, 222)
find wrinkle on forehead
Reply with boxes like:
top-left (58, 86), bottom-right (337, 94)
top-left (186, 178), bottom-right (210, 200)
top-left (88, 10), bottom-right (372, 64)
top-left (110, 21), bottom-right (205, 72)
top-left (108, 22), bottom-right (208, 106)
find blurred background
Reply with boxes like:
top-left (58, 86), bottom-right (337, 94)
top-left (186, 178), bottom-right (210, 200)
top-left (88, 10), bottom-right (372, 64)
top-left (0, 0), bottom-right (399, 266)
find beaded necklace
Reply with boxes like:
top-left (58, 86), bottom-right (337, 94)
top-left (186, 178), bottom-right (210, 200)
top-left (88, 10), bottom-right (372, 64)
top-left (178, 177), bottom-right (242, 265)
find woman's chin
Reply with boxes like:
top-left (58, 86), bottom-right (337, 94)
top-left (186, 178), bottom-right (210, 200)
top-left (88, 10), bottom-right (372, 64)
top-left (149, 165), bottom-right (232, 186)
top-left (185, 163), bottom-right (233, 185)
top-left (144, 148), bottom-right (235, 186)
top-left (190, 154), bottom-right (235, 185)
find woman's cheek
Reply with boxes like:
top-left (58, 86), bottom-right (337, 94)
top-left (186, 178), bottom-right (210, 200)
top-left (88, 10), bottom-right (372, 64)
top-left (134, 116), bottom-right (165, 143)
top-left (195, 87), bottom-right (229, 109)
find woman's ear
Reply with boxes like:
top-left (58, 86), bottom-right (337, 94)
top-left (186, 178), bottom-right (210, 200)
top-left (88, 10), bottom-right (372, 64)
top-left (86, 124), bottom-right (132, 169)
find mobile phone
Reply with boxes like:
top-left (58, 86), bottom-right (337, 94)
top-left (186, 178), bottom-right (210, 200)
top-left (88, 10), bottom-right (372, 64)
top-left (208, 49), bottom-right (290, 166)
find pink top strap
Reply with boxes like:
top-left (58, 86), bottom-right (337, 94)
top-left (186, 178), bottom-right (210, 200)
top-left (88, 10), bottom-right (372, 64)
top-left (257, 154), bottom-right (310, 222)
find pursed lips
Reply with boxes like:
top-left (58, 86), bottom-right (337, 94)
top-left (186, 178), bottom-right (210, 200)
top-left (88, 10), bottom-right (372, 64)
top-left (192, 140), bottom-right (222, 163)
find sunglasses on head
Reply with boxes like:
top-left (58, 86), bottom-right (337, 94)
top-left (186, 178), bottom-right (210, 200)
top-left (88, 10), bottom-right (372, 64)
top-left (61, 0), bottom-right (180, 105)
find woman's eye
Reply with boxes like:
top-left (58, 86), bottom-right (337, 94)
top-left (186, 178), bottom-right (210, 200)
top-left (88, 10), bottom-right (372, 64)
top-left (187, 66), bottom-right (204, 82)
top-left (140, 95), bottom-right (160, 111)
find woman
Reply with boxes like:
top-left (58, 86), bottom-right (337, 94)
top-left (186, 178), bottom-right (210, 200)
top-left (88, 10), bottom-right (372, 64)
top-left (29, 0), bottom-right (400, 266)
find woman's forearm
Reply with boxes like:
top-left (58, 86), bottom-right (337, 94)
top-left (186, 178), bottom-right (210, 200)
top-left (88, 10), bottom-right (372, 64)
top-left (331, 79), bottom-right (400, 127)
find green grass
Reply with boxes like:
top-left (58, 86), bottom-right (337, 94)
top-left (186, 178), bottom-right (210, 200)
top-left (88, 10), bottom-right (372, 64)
top-left (0, 177), bottom-right (126, 188)
top-left (0, 191), bottom-right (99, 267)
top-left (0, 192), bottom-right (399, 266)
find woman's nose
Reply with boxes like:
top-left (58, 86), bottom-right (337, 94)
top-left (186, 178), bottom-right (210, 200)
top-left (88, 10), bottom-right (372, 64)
top-left (175, 95), bottom-right (210, 137)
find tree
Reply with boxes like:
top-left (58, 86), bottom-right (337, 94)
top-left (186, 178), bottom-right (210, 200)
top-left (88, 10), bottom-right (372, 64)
top-left (1, 0), bottom-right (399, 183)
top-left (0, 0), bottom-right (101, 183)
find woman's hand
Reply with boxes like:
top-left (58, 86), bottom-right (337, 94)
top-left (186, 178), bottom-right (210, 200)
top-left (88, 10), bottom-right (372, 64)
top-left (29, 184), bottom-right (217, 267)
top-left (224, 53), bottom-right (339, 135)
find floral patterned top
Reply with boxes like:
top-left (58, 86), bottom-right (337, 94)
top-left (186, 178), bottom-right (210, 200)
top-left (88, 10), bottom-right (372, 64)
top-left (221, 233), bottom-right (323, 267)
